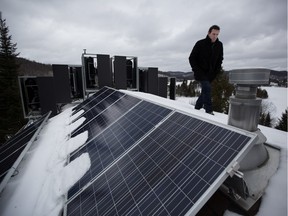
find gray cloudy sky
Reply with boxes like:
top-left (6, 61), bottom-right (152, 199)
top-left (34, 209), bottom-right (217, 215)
top-left (1, 0), bottom-right (287, 71)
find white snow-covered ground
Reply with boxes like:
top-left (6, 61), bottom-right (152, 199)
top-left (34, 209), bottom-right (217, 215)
top-left (0, 87), bottom-right (287, 216)
top-left (261, 87), bottom-right (287, 126)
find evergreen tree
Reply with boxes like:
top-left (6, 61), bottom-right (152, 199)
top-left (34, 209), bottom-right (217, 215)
top-left (259, 113), bottom-right (266, 126)
top-left (264, 112), bottom-right (272, 127)
top-left (211, 69), bottom-right (235, 114)
top-left (180, 80), bottom-right (188, 97)
top-left (257, 88), bottom-right (269, 98)
top-left (176, 84), bottom-right (181, 96)
top-left (188, 81), bottom-right (194, 97)
top-left (0, 17), bottom-right (25, 144)
top-left (275, 109), bottom-right (287, 132)
top-left (259, 112), bottom-right (273, 127)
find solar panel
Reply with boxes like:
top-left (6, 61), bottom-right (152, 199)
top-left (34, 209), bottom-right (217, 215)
top-left (0, 112), bottom-right (51, 192)
top-left (67, 101), bottom-right (173, 199)
top-left (64, 110), bottom-right (257, 216)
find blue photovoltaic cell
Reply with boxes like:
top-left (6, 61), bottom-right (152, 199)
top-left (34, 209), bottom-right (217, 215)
top-left (0, 113), bottom-right (50, 183)
top-left (75, 91), bottom-right (125, 121)
top-left (72, 87), bottom-right (113, 115)
top-left (67, 101), bottom-right (173, 199)
top-left (65, 111), bottom-right (255, 216)
top-left (71, 89), bottom-right (123, 124)
top-left (71, 94), bottom-right (141, 141)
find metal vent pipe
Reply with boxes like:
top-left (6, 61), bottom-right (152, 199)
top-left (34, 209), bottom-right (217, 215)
top-left (228, 69), bottom-right (270, 170)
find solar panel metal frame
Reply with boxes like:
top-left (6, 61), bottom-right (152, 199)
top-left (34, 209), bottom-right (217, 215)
top-left (0, 111), bottom-right (51, 194)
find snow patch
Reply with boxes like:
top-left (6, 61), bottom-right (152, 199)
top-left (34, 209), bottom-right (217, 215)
top-left (62, 131), bottom-right (88, 157)
top-left (66, 117), bottom-right (86, 136)
top-left (70, 109), bottom-right (85, 123)
top-left (32, 153), bottom-right (91, 216)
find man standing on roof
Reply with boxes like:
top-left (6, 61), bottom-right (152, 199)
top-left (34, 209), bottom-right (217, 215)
top-left (189, 25), bottom-right (223, 115)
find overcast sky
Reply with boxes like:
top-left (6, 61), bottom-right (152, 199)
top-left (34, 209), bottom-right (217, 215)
top-left (1, 0), bottom-right (287, 71)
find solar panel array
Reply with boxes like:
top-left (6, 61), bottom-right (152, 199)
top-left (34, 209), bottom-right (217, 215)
top-left (64, 87), bottom-right (257, 216)
top-left (0, 112), bottom-right (51, 191)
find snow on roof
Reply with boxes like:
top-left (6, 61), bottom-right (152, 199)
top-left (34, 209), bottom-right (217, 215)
top-left (0, 88), bottom-right (287, 216)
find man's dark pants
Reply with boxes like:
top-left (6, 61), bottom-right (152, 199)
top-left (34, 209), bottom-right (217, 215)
top-left (195, 81), bottom-right (212, 113)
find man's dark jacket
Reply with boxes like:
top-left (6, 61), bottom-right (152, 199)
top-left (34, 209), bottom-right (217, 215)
top-left (189, 35), bottom-right (223, 82)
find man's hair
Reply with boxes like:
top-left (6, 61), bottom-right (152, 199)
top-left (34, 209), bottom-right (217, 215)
top-left (208, 25), bottom-right (220, 33)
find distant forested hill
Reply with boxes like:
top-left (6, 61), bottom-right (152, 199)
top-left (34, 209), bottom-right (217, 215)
top-left (159, 69), bottom-right (287, 86)
top-left (16, 57), bottom-right (52, 76)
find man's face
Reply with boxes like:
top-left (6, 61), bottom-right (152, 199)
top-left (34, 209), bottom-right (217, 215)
top-left (208, 29), bottom-right (220, 43)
